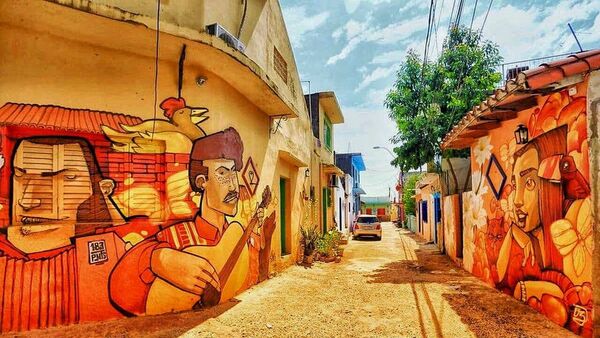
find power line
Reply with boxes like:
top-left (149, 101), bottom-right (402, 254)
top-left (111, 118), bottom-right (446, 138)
top-left (469, 0), bottom-right (478, 30)
top-left (478, 0), bottom-right (493, 36)
top-left (447, 0), bottom-right (457, 32)
top-left (455, 0), bottom-right (465, 27)
top-left (423, 0), bottom-right (435, 66)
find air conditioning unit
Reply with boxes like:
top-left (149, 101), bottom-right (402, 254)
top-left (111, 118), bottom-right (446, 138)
top-left (206, 23), bottom-right (245, 52)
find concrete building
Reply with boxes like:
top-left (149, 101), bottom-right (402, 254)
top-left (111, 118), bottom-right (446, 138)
top-left (335, 152), bottom-right (366, 227)
top-left (360, 196), bottom-right (391, 221)
top-left (441, 50), bottom-right (600, 337)
top-left (0, 0), bottom-right (332, 332)
top-left (304, 92), bottom-right (345, 234)
top-left (414, 173), bottom-right (441, 244)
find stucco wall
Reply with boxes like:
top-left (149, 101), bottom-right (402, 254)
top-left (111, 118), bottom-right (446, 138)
top-left (0, 0), bottom-right (313, 333)
top-left (461, 79), bottom-right (593, 336)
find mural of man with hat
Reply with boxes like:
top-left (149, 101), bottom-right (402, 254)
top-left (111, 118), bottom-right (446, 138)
top-left (109, 127), bottom-right (266, 316)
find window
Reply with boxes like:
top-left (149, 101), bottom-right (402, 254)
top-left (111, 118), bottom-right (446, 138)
top-left (357, 216), bottom-right (379, 223)
top-left (273, 47), bottom-right (287, 84)
top-left (323, 115), bottom-right (332, 150)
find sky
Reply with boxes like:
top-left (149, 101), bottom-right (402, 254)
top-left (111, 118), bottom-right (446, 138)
top-left (279, 0), bottom-right (600, 198)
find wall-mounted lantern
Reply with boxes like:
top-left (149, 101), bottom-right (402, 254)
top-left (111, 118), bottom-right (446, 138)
top-left (304, 168), bottom-right (311, 178)
top-left (514, 124), bottom-right (529, 144)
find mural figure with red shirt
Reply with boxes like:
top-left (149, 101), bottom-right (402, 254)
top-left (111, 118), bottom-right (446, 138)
top-left (0, 137), bottom-right (137, 331)
top-left (109, 127), bottom-right (276, 316)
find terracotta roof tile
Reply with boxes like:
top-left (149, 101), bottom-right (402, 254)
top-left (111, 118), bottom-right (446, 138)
top-left (0, 103), bottom-right (142, 134)
top-left (522, 49), bottom-right (600, 89)
top-left (442, 49), bottom-right (600, 149)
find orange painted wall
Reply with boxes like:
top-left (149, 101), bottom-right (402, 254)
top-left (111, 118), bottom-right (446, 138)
top-left (461, 80), bottom-right (592, 336)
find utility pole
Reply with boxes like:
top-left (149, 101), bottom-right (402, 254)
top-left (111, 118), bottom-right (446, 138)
top-left (568, 23), bottom-right (584, 52)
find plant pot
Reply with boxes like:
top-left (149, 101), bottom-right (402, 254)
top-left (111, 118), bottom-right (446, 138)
top-left (325, 256), bottom-right (336, 263)
top-left (334, 256), bottom-right (342, 263)
top-left (337, 248), bottom-right (345, 257)
top-left (304, 255), bottom-right (314, 265)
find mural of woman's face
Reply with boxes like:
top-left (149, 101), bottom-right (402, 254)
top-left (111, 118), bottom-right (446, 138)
top-left (511, 148), bottom-right (541, 232)
top-left (196, 158), bottom-right (239, 217)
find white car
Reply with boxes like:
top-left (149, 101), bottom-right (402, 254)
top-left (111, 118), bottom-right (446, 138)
top-left (352, 214), bottom-right (382, 240)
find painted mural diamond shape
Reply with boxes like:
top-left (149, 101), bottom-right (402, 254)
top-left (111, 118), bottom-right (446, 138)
top-left (242, 157), bottom-right (260, 196)
top-left (485, 154), bottom-right (506, 200)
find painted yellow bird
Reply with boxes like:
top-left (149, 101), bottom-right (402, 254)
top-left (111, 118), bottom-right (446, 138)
top-left (102, 97), bottom-right (209, 153)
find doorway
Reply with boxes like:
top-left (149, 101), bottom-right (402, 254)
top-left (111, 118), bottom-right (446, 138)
top-left (280, 177), bottom-right (290, 255)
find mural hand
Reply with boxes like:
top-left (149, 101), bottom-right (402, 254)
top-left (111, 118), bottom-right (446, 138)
top-left (522, 241), bottom-right (535, 267)
top-left (151, 248), bottom-right (221, 295)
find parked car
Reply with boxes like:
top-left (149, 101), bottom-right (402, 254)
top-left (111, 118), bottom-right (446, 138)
top-left (352, 214), bottom-right (382, 240)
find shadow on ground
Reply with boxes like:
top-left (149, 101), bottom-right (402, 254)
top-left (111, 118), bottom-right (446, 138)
top-left (364, 229), bottom-right (572, 338)
top-left (7, 299), bottom-right (241, 338)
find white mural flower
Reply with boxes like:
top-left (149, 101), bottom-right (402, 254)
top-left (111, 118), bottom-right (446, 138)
top-left (473, 136), bottom-right (493, 166)
top-left (499, 138), bottom-right (516, 168)
top-left (464, 191), bottom-right (487, 230)
top-left (472, 170), bottom-right (489, 196)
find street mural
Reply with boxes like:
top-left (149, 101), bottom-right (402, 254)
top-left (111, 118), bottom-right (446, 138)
top-left (462, 83), bottom-right (592, 337)
top-left (0, 98), bottom-right (277, 332)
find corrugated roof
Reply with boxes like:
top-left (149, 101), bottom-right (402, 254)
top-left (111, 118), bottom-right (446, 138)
top-left (442, 49), bottom-right (600, 149)
top-left (0, 103), bottom-right (142, 134)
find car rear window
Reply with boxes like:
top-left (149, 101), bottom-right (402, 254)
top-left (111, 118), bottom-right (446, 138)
top-left (357, 216), bottom-right (378, 223)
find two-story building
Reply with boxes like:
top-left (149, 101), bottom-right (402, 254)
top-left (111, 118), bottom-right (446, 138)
top-left (335, 152), bottom-right (366, 229)
top-left (0, 0), bottom-right (318, 332)
top-left (304, 92), bottom-right (345, 234)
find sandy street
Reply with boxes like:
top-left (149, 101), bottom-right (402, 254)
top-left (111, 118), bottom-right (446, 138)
top-left (11, 222), bottom-right (575, 338)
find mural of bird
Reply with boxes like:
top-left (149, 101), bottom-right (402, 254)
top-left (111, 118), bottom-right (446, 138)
top-left (102, 97), bottom-right (209, 153)
top-left (560, 155), bottom-right (590, 202)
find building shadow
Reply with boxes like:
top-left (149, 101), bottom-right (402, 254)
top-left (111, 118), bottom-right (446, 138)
top-left (365, 230), bottom-right (572, 338)
top-left (10, 299), bottom-right (241, 338)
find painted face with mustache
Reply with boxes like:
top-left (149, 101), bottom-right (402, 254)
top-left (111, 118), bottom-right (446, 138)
top-left (197, 158), bottom-right (240, 217)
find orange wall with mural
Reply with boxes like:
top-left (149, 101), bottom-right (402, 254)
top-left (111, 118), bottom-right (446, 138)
top-left (461, 80), bottom-right (592, 336)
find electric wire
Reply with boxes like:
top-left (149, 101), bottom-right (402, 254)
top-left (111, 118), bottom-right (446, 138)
top-left (423, 0), bottom-right (435, 66)
top-left (469, 0), bottom-right (478, 30)
top-left (447, 0), bottom-right (457, 32)
top-left (151, 0), bottom-right (161, 140)
top-left (478, 0), bottom-right (493, 36)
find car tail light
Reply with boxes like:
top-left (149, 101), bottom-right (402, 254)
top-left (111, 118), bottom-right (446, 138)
top-left (355, 224), bottom-right (360, 229)
top-left (375, 223), bottom-right (381, 230)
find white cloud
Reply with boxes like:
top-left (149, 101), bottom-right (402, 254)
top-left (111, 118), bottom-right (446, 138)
top-left (355, 63), bottom-right (400, 91)
top-left (335, 104), bottom-right (398, 196)
top-left (478, 1), bottom-right (599, 62)
top-left (343, 0), bottom-right (391, 14)
top-left (327, 15), bottom-right (428, 65)
top-left (370, 50), bottom-right (404, 64)
top-left (282, 6), bottom-right (330, 49)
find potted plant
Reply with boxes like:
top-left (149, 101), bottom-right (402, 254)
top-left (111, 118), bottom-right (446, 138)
top-left (300, 225), bottom-right (319, 265)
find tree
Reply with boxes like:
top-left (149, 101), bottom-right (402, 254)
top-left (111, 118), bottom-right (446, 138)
top-left (402, 173), bottom-right (422, 216)
top-left (386, 27), bottom-right (502, 172)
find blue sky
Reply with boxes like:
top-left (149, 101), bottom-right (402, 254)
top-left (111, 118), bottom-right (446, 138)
top-left (280, 0), bottom-right (600, 197)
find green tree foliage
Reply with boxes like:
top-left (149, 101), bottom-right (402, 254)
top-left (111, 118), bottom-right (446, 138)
top-left (403, 173), bottom-right (422, 216)
top-left (386, 27), bottom-right (502, 171)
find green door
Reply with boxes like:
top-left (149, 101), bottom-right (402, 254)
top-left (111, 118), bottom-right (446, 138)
top-left (322, 187), bottom-right (328, 233)
top-left (280, 178), bottom-right (287, 255)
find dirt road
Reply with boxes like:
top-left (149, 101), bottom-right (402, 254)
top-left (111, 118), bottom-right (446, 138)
top-left (14, 223), bottom-right (574, 337)
top-left (182, 222), bottom-right (574, 338)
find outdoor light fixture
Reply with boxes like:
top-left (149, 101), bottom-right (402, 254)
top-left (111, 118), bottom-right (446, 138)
top-left (304, 168), bottom-right (310, 178)
top-left (196, 76), bottom-right (207, 86)
top-left (514, 124), bottom-right (529, 144)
